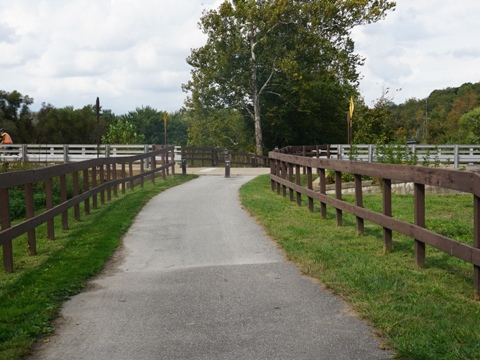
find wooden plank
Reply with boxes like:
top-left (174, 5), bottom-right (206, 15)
top-left (25, 183), bottom-right (36, 256)
top-left (0, 188), bottom-right (13, 272)
top-left (414, 183), bottom-right (426, 269)
top-left (355, 174), bottom-right (364, 235)
top-left (383, 179), bottom-right (392, 253)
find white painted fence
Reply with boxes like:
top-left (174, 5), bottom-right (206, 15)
top-left (0, 144), bottom-right (183, 164)
top-left (325, 144), bottom-right (480, 169)
top-left (1, 144), bottom-right (480, 168)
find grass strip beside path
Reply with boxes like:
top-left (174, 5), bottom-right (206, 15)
top-left (240, 175), bottom-right (480, 360)
top-left (0, 175), bottom-right (197, 359)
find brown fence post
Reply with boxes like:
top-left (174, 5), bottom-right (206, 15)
top-left (172, 147), bottom-right (176, 176)
top-left (319, 168), bottom-right (327, 220)
top-left (1, 188), bottom-right (13, 273)
top-left (151, 152), bottom-right (156, 184)
top-left (140, 157), bottom-right (145, 189)
top-left (414, 183), bottom-right (426, 268)
top-left (83, 169), bottom-right (90, 215)
top-left (92, 166), bottom-right (98, 209)
top-left (129, 162), bottom-right (134, 191)
top-left (162, 152), bottom-right (166, 180)
top-left (121, 163), bottom-right (126, 194)
top-left (296, 164), bottom-right (301, 206)
top-left (307, 166), bottom-right (313, 212)
top-left (474, 193), bottom-right (479, 300)
top-left (99, 165), bottom-right (105, 205)
top-left (106, 163), bottom-right (112, 200)
top-left (383, 178), bottom-right (392, 253)
top-left (276, 160), bottom-right (281, 195)
top-left (73, 171), bottom-right (80, 221)
top-left (112, 162), bottom-right (118, 198)
top-left (335, 171), bottom-right (342, 226)
top-left (354, 174), bottom-right (364, 235)
top-left (270, 157), bottom-right (276, 191)
top-left (45, 178), bottom-right (55, 239)
top-left (281, 161), bottom-right (287, 198)
top-left (288, 163), bottom-right (294, 202)
top-left (60, 174), bottom-right (68, 231)
top-left (25, 182), bottom-right (36, 256)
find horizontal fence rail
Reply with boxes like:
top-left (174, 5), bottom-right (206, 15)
top-left (0, 145), bottom-right (176, 273)
top-left (269, 147), bottom-right (480, 299)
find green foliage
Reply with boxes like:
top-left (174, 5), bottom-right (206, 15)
top-left (353, 88), bottom-right (397, 145)
top-left (116, 107), bottom-right (189, 146)
top-left (34, 104), bottom-right (105, 144)
top-left (7, 177), bottom-right (76, 221)
top-left (186, 107), bottom-right (255, 152)
top-left (184, 0), bottom-right (395, 154)
top-left (0, 90), bottom-right (34, 143)
top-left (457, 107), bottom-right (480, 144)
top-left (391, 81), bottom-right (480, 144)
top-left (102, 118), bottom-right (145, 144)
top-left (375, 143), bottom-right (418, 165)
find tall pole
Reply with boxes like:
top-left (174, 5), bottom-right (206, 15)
top-left (96, 97), bottom-right (100, 158)
top-left (163, 112), bottom-right (167, 146)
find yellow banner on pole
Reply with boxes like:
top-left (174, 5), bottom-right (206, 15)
top-left (163, 112), bottom-right (167, 127)
top-left (349, 97), bottom-right (354, 125)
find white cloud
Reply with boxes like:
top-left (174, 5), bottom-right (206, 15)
top-left (0, 0), bottom-right (221, 113)
top-left (353, 0), bottom-right (480, 105)
top-left (2, 0), bottom-right (479, 114)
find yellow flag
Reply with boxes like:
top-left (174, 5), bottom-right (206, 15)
top-left (163, 112), bottom-right (167, 127)
top-left (349, 97), bottom-right (354, 127)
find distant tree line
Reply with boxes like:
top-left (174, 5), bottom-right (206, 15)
top-left (3, 80), bottom-right (479, 150)
top-left (352, 82), bottom-right (480, 145)
top-left (0, 90), bottom-right (188, 146)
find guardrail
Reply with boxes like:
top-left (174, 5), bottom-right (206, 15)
top-left (3, 144), bottom-right (479, 168)
top-left (269, 148), bottom-right (480, 299)
top-left (302, 144), bottom-right (480, 169)
top-left (0, 146), bottom-right (176, 273)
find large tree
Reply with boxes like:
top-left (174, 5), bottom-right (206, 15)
top-left (184, 0), bottom-right (395, 154)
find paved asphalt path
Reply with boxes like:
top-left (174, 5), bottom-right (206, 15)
top-left (31, 175), bottom-right (391, 360)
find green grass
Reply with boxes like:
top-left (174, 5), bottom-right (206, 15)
top-left (240, 175), bottom-right (480, 360)
top-left (0, 175), bottom-right (197, 359)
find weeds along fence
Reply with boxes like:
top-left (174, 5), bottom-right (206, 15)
top-left (181, 147), bottom-right (269, 167)
top-left (0, 146), bottom-right (176, 273)
top-left (269, 149), bottom-right (480, 299)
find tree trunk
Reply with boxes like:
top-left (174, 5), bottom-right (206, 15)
top-left (250, 26), bottom-right (264, 156)
top-left (253, 93), bottom-right (263, 156)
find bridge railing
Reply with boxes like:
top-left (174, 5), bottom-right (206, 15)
top-left (269, 148), bottom-right (480, 299)
top-left (329, 144), bottom-right (480, 168)
top-left (0, 146), bottom-right (176, 273)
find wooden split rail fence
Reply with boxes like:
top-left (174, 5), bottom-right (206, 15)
top-left (0, 146), bottom-right (176, 273)
top-left (269, 147), bottom-right (480, 299)
top-left (181, 147), bottom-right (269, 168)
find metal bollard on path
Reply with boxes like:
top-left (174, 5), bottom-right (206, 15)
top-left (181, 159), bottom-right (187, 175)
top-left (225, 160), bottom-right (231, 178)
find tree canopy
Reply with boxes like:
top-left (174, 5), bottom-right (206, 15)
top-left (183, 0), bottom-right (396, 154)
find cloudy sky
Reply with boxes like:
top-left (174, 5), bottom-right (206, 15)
top-left (1, 1), bottom-right (479, 115)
